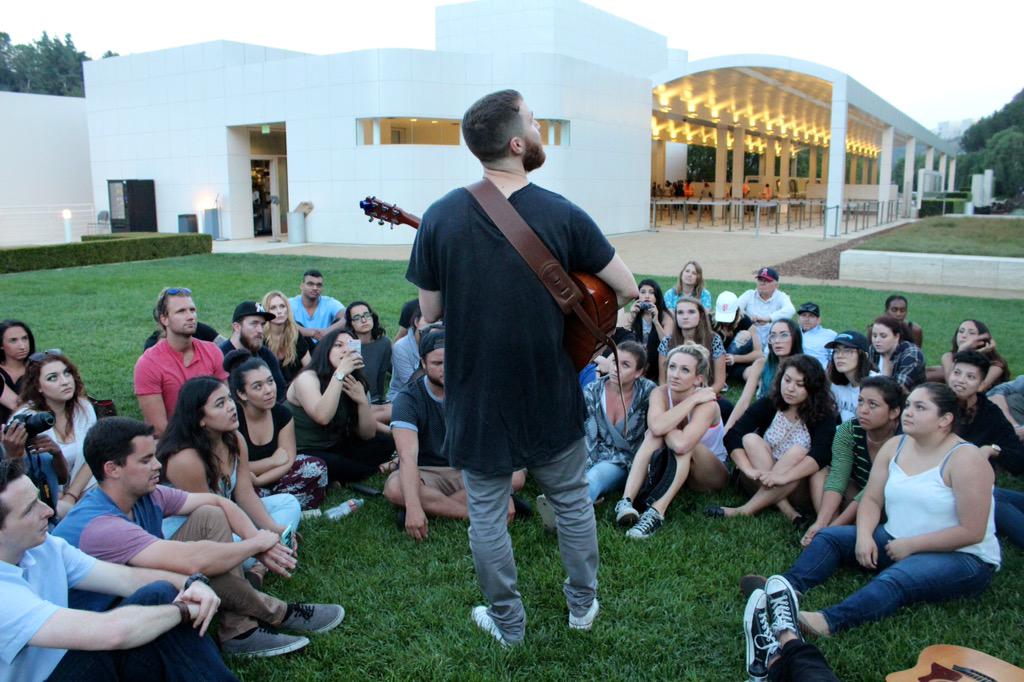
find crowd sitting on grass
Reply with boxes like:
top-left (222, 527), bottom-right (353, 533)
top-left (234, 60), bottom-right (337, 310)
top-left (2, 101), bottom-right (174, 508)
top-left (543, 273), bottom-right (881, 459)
top-left (1, 259), bottom-right (1022, 680)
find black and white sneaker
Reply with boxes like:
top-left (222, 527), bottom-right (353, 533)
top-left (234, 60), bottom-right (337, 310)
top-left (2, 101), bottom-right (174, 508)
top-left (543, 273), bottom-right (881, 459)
top-left (765, 575), bottom-right (802, 641)
top-left (614, 498), bottom-right (639, 527)
top-left (743, 589), bottom-right (777, 682)
top-left (625, 507), bottom-right (663, 539)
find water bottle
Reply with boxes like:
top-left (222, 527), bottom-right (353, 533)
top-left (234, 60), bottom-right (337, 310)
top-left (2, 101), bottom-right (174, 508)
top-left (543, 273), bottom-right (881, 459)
top-left (325, 498), bottom-right (364, 520)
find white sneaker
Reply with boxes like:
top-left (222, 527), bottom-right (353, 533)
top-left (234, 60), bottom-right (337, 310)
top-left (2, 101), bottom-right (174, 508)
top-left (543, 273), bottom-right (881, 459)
top-left (471, 606), bottom-right (510, 647)
top-left (568, 598), bottom-right (599, 630)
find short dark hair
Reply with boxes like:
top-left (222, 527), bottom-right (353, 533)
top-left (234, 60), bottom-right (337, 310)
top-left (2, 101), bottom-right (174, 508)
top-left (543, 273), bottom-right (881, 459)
top-left (0, 457), bottom-right (26, 529)
top-left (915, 382), bottom-right (961, 431)
top-left (884, 294), bottom-right (908, 310)
top-left (953, 350), bottom-right (991, 377)
top-left (859, 375), bottom-right (906, 411)
top-left (302, 269), bottom-right (323, 280)
top-left (84, 417), bottom-right (156, 482)
top-left (618, 340), bottom-right (648, 371)
top-left (461, 89), bottom-right (525, 163)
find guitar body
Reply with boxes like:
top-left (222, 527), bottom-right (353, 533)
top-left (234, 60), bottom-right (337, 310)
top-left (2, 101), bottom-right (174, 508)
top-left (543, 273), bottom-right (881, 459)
top-left (360, 195), bottom-right (618, 371)
top-left (566, 272), bottom-right (618, 370)
top-left (887, 645), bottom-right (1024, 682)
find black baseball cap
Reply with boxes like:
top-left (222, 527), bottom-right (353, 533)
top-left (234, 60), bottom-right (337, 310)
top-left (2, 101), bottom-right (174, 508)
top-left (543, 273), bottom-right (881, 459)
top-left (755, 267), bottom-right (779, 282)
top-left (798, 302), bottom-right (821, 317)
top-left (419, 325), bottom-right (445, 357)
top-left (825, 331), bottom-right (869, 353)
top-left (232, 301), bottom-right (275, 323)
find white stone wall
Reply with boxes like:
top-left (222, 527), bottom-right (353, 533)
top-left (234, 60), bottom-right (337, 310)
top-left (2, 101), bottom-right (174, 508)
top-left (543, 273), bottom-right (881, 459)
top-left (0, 92), bottom-right (94, 246)
top-left (84, 40), bottom-right (653, 243)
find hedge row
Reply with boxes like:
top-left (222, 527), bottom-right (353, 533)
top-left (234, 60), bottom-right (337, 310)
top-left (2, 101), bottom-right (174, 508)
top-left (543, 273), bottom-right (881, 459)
top-left (0, 233), bottom-right (212, 274)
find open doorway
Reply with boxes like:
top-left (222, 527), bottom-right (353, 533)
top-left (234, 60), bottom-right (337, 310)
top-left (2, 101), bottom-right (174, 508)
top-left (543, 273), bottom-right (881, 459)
top-left (248, 125), bottom-right (288, 239)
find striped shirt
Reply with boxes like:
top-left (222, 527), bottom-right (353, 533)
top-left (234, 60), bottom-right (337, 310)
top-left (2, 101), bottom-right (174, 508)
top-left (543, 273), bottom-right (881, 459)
top-left (824, 419), bottom-right (873, 500)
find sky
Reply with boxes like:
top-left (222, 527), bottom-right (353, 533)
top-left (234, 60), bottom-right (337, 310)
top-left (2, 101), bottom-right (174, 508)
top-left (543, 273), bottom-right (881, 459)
top-left (4, 0), bottom-right (1017, 129)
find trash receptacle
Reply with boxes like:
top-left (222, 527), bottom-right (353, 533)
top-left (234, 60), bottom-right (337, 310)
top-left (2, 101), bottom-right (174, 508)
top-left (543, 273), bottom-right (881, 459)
top-left (288, 211), bottom-right (306, 244)
top-left (177, 214), bottom-right (198, 233)
top-left (203, 208), bottom-right (221, 240)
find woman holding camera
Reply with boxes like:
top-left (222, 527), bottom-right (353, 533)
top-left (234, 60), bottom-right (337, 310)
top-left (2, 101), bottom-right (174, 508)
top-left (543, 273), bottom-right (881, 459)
top-left (618, 279), bottom-right (674, 383)
top-left (286, 329), bottom-right (393, 484)
top-left (11, 349), bottom-right (98, 517)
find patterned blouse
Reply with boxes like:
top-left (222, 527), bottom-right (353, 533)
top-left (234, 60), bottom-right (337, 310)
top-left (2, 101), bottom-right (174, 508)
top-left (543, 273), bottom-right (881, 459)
top-left (583, 376), bottom-right (656, 469)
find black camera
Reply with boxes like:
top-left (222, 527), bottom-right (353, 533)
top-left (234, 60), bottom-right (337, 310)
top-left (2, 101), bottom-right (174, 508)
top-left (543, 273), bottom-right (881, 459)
top-left (8, 412), bottom-right (56, 438)
top-left (637, 302), bottom-right (654, 313)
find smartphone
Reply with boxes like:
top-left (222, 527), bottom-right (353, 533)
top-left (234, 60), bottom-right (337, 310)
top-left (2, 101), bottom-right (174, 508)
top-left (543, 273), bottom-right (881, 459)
top-left (347, 339), bottom-right (362, 354)
top-left (280, 524), bottom-right (293, 546)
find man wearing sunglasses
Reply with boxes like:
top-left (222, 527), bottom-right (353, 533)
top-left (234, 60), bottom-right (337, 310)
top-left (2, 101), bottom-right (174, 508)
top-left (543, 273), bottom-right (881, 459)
top-left (134, 288), bottom-right (228, 437)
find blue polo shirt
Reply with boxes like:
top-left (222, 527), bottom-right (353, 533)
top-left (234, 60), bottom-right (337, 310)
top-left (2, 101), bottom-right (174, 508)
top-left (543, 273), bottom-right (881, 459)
top-left (289, 294), bottom-right (344, 340)
top-left (54, 486), bottom-right (184, 612)
top-left (0, 535), bottom-right (95, 682)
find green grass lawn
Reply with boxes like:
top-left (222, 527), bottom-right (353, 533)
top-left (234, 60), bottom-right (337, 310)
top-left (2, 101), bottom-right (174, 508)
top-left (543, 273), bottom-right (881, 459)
top-left (853, 216), bottom-right (1024, 258)
top-left (3, 254), bottom-right (1023, 680)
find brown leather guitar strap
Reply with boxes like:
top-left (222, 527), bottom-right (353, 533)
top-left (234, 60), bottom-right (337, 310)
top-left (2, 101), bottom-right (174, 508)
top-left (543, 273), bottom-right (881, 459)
top-left (465, 178), bottom-right (612, 349)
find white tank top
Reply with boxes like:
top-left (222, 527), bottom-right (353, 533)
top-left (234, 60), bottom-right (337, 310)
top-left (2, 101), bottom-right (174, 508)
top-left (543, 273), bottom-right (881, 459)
top-left (883, 436), bottom-right (1001, 568)
top-left (666, 387), bottom-right (727, 463)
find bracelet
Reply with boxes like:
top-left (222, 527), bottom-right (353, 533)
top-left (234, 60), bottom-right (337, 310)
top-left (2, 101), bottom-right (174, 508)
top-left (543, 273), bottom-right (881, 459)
top-left (183, 572), bottom-right (210, 591)
top-left (62, 490), bottom-right (79, 502)
top-left (174, 601), bottom-right (191, 625)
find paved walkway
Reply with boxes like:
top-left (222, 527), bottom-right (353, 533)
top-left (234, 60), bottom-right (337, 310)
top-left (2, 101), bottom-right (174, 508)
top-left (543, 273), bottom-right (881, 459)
top-left (212, 221), bottom-right (1022, 300)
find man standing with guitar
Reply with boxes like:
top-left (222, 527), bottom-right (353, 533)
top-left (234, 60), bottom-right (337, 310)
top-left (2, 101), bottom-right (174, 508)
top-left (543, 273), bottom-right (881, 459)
top-left (406, 90), bottom-right (638, 645)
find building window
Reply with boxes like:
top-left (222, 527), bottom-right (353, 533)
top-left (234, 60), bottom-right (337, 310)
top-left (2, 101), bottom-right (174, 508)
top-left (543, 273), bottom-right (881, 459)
top-left (357, 118), bottom-right (461, 145)
top-left (539, 120), bottom-right (569, 146)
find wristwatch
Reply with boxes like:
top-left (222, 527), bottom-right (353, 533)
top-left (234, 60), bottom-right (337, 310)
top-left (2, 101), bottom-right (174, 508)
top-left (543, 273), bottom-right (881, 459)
top-left (183, 573), bottom-right (210, 591)
top-left (333, 370), bottom-right (346, 383)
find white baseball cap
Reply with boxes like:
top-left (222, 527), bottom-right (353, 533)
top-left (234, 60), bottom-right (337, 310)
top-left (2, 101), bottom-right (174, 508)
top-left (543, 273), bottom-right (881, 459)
top-left (714, 291), bottom-right (739, 323)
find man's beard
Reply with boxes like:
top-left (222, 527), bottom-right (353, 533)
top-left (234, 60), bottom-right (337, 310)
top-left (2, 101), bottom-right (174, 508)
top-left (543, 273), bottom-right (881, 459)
top-left (427, 375), bottom-right (444, 390)
top-left (523, 136), bottom-right (546, 173)
top-left (241, 333), bottom-right (263, 353)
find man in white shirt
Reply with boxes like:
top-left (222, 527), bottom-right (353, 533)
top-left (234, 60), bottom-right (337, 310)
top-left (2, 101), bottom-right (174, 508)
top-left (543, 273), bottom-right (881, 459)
top-left (0, 458), bottom-right (234, 682)
top-left (736, 267), bottom-right (796, 346)
top-left (797, 302), bottom-right (837, 369)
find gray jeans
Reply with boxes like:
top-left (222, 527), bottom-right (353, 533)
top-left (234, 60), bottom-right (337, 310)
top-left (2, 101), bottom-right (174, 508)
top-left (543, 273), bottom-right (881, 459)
top-left (462, 438), bottom-right (598, 642)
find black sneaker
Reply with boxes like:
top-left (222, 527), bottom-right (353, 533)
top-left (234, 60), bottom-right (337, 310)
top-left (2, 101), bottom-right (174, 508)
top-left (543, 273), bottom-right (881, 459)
top-left (511, 495), bottom-right (533, 520)
top-left (279, 603), bottom-right (346, 634)
top-left (626, 507), bottom-right (664, 539)
top-left (743, 589), bottom-right (776, 682)
top-left (765, 575), bottom-right (802, 641)
top-left (395, 508), bottom-right (407, 531)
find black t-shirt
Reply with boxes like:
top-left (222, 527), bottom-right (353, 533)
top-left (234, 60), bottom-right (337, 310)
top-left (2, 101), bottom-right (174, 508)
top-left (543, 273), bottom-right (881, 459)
top-left (218, 340), bottom-right (288, 403)
top-left (280, 334), bottom-right (311, 386)
top-left (406, 183), bottom-right (616, 474)
top-left (237, 403), bottom-right (293, 462)
top-left (398, 298), bottom-right (420, 328)
top-left (958, 394), bottom-right (1024, 475)
top-left (390, 375), bottom-right (448, 468)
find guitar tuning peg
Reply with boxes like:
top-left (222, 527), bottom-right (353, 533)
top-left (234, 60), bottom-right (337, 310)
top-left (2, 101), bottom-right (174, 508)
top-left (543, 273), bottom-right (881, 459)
top-left (367, 216), bottom-right (373, 222)
top-left (378, 219), bottom-right (385, 226)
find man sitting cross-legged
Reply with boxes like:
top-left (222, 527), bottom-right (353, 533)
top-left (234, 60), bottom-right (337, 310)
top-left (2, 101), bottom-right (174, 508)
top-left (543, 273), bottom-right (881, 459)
top-left (54, 417), bottom-right (344, 658)
top-left (382, 327), bottom-right (526, 540)
top-left (0, 458), bottom-right (237, 682)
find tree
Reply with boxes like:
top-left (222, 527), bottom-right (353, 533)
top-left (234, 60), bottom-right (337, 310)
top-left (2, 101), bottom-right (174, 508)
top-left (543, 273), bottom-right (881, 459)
top-left (0, 31), bottom-right (95, 96)
top-left (960, 87), bottom-right (1024, 153)
top-left (983, 128), bottom-right (1024, 197)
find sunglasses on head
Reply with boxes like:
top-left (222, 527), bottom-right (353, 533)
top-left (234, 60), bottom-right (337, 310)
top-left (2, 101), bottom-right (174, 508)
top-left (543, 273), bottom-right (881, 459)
top-left (28, 349), bottom-right (63, 364)
top-left (164, 287), bottom-right (192, 296)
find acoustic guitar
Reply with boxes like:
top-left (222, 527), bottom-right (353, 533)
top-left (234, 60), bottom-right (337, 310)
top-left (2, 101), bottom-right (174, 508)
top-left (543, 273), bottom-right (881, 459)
top-left (359, 195), bottom-right (618, 371)
top-left (887, 645), bottom-right (1024, 682)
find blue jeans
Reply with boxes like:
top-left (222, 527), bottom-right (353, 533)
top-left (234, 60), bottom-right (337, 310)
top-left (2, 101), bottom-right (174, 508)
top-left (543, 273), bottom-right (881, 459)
top-left (784, 525), bottom-right (995, 634)
top-left (994, 487), bottom-right (1024, 549)
top-left (47, 581), bottom-right (237, 681)
top-left (585, 460), bottom-right (627, 503)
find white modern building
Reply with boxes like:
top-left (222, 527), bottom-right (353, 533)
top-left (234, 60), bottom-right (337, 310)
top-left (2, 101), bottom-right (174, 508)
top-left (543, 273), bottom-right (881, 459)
top-left (7, 0), bottom-right (958, 245)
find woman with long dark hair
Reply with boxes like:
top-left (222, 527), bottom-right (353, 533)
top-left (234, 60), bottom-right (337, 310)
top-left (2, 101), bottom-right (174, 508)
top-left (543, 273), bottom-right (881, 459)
top-left (705, 355), bottom-right (837, 523)
top-left (13, 350), bottom-right (98, 517)
top-left (344, 301), bottom-right (392, 405)
top-left (224, 349), bottom-right (328, 510)
top-left (0, 319), bottom-right (35, 423)
top-left (286, 328), bottom-right (393, 483)
top-left (157, 376), bottom-right (300, 540)
top-left (726, 318), bottom-right (804, 431)
top-left (756, 383), bottom-right (999, 636)
top-left (936, 319), bottom-right (1010, 392)
top-left (801, 376), bottom-right (904, 547)
top-left (868, 315), bottom-right (925, 392)
top-left (617, 279), bottom-right (674, 382)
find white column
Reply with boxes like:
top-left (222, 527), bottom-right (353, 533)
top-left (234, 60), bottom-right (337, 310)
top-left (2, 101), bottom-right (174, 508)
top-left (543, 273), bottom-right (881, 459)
top-left (947, 157), bottom-right (957, 191)
top-left (714, 123), bottom-right (728, 216)
top-left (925, 146), bottom-right (935, 171)
top-left (825, 77), bottom-right (848, 236)
top-left (902, 136), bottom-right (917, 217)
top-left (372, 119), bottom-right (381, 145)
top-left (764, 136), bottom-right (776, 193)
top-left (872, 157), bottom-right (879, 184)
top-left (821, 148), bottom-right (829, 183)
top-left (547, 123), bottom-right (555, 146)
top-left (808, 146), bottom-right (818, 180)
top-left (877, 126), bottom-right (894, 222)
top-left (732, 126), bottom-right (746, 200)
top-left (780, 138), bottom-right (792, 197)
top-left (939, 153), bottom-right (948, 190)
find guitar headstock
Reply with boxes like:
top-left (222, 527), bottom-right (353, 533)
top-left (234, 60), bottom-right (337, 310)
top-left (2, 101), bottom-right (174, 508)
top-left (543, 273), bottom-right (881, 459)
top-left (359, 196), bottom-right (420, 230)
